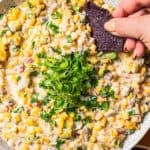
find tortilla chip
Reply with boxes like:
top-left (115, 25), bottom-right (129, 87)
top-left (85, 1), bottom-right (124, 51)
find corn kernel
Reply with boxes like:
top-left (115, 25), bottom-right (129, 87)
top-left (31, 107), bottom-right (41, 117)
top-left (8, 8), bottom-right (20, 21)
top-left (0, 38), bottom-right (6, 62)
top-left (25, 117), bottom-right (37, 126)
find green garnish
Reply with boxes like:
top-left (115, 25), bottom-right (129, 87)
top-left (31, 41), bottom-right (35, 49)
top-left (37, 52), bottom-right (46, 58)
top-left (0, 13), bottom-right (4, 20)
top-left (99, 69), bottom-right (110, 78)
top-left (46, 21), bottom-right (59, 34)
top-left (54, 138), bottom-right (65, 150)
top-left (39, 52), bottom-right (98, 121)
top-left (100, 101), bottom-right (109, 111)
top-left (27, 0), bottom-right (32, 8)
top-left (0, 30), bottom-right (7, 37)
top-left (81, 96), bottom-right (100, 110)
top-left (74, 114), bottom-right (82, 121)
top-left (29, 71), bottom-right (39, 77)
top-left (51, 11), bottom-right (62, 19)
top-left (13, 106), bottom-right (24, 113)
top-left (17, 76), bottom-right (21, 81)
top-left (99, 85), bottom-right (115, 98)
top-left (40, 111), bottom-right (52, 122)
top-left (67, 34), bottom-right (72, 43)
top-left (125, 129), bottom-right (135, 135)
top-left (31, 93), bottom-right (39, 103)
top-left (12, 45), bottom-right (20, 52)
top-left (72, 6), bottom-right (80, 13)
top-left (128, 109), bottom-right (136, 116)
top-left (104, 52), bottom-right (117, 60)
top-left (50, 46), bottom-right (61, 54)
top-left (84, 116), bottom-right (91, 124)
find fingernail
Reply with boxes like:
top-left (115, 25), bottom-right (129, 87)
top-left (133, 51), bottom-right (137, 59)
top-left (104, 20), bottom-right (116, 32)
top-left (124, 47), bottom-right (128, 52)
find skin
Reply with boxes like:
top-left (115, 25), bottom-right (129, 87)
top-left (104, 0), bottom-right (150, 58)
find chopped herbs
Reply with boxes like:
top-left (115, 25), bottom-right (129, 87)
top-left (128, 109), bottom-right (136, 116)
top-left (17, 76), bottom-right (21, 81)
top-left (0, 30), bottom-right (7, 37)
top-left (125, 130), bottom-right (135, 135)
top-left (104, 52), bottom-right (117, 60)
top-left (40, 111), bottom-right (51, 122)
top-left (31, 93), bottom-right (39, 103)
top-left (27, 0), bottom-right (32, 8)
top-left (54, 138), bottom-right (65, 150)
top-left (37, 52), bottom-right (46, 58)
top-left (67, 34), bottom-right (72, 43)
top-left (51, 11), bottom-right (62, 19)
top-left (84, 116), bottom-right (92, 124)
top-left (39, 52), bottom-right (97, 121)
top-left (13, 106), bottom-right (24, 113)
top-left (29, 71), bottom-right (39, 77)
top-left (72, 6), bottom-right (80, 13)
top-left (46, 21), bottom-right (59, 34)
top-left (81, 96), bottom-right (101, 110)
top-left (0, 13), bottom-right (4, 20)
top-left (100, 101), bottom-right (109, 111)
top-left (12, 45), bottom-right (20, 52)
top-left (99, 69), bottom-right (110, 78)
top-left (50, 46), bottom-right (61, 54)
top-left (99, 85), bottom-right (115, 98)
top-left (31, 41), bottom-right (35, 49)
top-left (74, 114), bottom-right (82, 121)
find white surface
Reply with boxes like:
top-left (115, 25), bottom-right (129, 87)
top-left (0, 0), bottom-right (149, 150)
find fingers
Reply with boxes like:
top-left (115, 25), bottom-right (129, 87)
top-left (133, 41), bottom-right (145, 58)
top-left (104, 17), bottom-right (142, 39)
top-left (129, 8), bottom-right (150, 17)
top-left (112, 0), bottom-right (150, 17)
top-left (123, 8), bottom-right (149, 53)
top-left (124, 39), bottom-right (136, 52)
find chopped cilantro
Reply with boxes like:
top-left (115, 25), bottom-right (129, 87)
top-left (104, 52), bottom-right (117, 60)
top-left (99, 85), bottom-right (115, 98)
top-left (13, 106), bottom-right (24, 113)
top-left (55, 138), bottom-right (65, 150)
top-left (27, 0), bottom-right (32, 8)
top-left (31, 41), bottom-right (35, 49)
top-left (29, 71), bottom-right (39, 77)
top-left (84, 116), bottom-right (91, 124)
top-left (0, 30), bottom-right (7, 37)
top-left (17, 76), bottom-right (21, 81)
top-left (46, 21), bottom-right (59, 34)
top-left (39, 52), bottom-right (98, 121)
top-left (0, 13), bottom-right (4, 20)
top-left (72, 6), bottom-right (80, 13)
top-left (128, 109), bottom-right (136, 116)
top-left (67, 34), bottom-right (72, 43)
top-left (125, 129), bottom-right (135, 135)
top-left (40, 111), bottom-right (51, 122)
top-left (31, 93), bottom-right (39, 103)
top-left (51, 11), bottom-right (62, 19)
top-left (37, 52), bottom-right (46, 58)
top-left (99, 69), bottom-right (110, 78)
top-left (81, 96), bottom-right (100, 110)
top-left (50, 46), bottom-right (61, 54)
top-left (74, 113), bottom-right (82, 121)
top-left (100, 101), bottom-right (109, 111)
top-left (12, 45), bottom-right (20, 52)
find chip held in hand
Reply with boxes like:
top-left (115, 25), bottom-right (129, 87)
top-left (85, 1), bottom-right (124, 51)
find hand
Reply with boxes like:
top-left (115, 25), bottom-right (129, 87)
top-left (104, 0), bottom-right (150, 58)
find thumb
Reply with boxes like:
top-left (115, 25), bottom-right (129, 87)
top-left (104, 17), bottom-right (143, 40)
